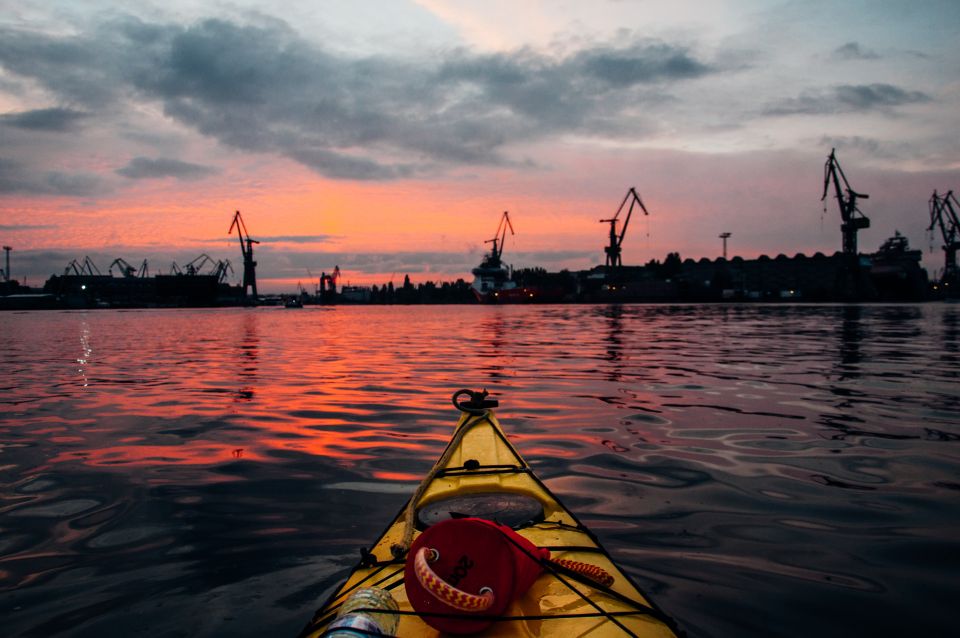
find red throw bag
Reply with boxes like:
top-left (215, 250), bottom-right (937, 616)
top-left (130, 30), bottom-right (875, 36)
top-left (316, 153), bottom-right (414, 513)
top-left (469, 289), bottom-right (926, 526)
top-left (404, 517), bottom-right (550, 634)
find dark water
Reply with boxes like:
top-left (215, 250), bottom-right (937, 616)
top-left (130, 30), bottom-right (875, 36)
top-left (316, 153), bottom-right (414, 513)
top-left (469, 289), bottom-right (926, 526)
top-left (1, 304), bottom-right (958, 638)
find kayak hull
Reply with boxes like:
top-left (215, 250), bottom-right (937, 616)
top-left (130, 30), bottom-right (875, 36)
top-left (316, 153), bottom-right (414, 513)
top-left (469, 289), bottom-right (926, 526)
top-left (300, 407), bottom-right (679, 637)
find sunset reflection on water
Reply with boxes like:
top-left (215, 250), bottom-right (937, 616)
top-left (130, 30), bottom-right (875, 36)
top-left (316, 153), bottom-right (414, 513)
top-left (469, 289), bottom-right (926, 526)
top-left (1, 304), bottom-right (959, 638)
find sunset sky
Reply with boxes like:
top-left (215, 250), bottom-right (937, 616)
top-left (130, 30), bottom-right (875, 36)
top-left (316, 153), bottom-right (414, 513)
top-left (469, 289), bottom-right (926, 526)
top-left (2, 0), bottom-right (959, 291)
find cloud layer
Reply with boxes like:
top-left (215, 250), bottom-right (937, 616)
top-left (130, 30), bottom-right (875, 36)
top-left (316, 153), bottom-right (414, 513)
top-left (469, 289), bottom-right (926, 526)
top-left (765, 83), bottom-right (930, 116)
top-left (0, 15), bottom-right (718, 182)
top-left (116, 157), bottom-right (218, 181)
top-left (0, 158), bottom-right (102, 196)
top-left (0, 107), bottom-right (88, 131)
top-left (1, 4), bottom-right (956, 291)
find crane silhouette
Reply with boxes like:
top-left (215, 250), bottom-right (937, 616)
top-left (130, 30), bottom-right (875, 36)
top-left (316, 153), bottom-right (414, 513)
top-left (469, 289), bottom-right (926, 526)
top-left (229, 211), bottom-right (259, 299)
top-left (601, 188), bottom-right (648, 268)
top-left (822, 148), bottom-right (870, 255)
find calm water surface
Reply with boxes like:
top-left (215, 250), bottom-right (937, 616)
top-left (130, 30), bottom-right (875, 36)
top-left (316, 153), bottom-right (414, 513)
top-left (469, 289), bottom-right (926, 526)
top-left (1, 304), bottom-right (958, 637)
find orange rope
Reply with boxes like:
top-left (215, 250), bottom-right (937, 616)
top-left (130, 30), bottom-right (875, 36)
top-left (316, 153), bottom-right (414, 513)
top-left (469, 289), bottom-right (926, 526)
top-left (413, 547), bottom-right (495, 612)
top-left (550, 558), bottom-right (614, 588)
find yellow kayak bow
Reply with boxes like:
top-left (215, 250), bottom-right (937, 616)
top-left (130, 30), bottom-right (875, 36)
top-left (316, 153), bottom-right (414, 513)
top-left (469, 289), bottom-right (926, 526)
top-left (300, 390), bottom-right (681, 638)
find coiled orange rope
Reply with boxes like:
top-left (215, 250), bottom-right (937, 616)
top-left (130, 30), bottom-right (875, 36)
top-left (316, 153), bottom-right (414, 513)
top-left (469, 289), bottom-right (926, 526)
top-left (413, 547), bottom-right (495, 612)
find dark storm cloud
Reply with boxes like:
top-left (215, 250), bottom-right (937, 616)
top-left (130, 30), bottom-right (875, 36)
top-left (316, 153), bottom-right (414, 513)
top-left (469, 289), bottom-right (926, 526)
top-left (818, 135), bottom-right (884, 156)
top-left (286, 148), bottom-right (417, 181)
top-left (515, 250), bottom-right (595, 264)
top-left (817, 135), bottom-right (928, 164)
top-left (832, 42), bottom-right (880, 60)
top-left (834, 84), bottom-right (929, 109)
top-left (0, 107), bottom-right (87, 131)
top-left (0, 158), bottom-right (103, 196)
top-left (764, 83), bottom-right (930, 116)
top-left (577, 43), bottom-right (712, 85)
top-left (0, 224), bottom-right (55, 231)
top-left (0, 25), bottom-right (123, 108)
top-left (0, 15), bottom-right (718, 181)
top-left (116, 156), bottom-right (219, 181)
top-left (249, 235), bottom-right (335, 244)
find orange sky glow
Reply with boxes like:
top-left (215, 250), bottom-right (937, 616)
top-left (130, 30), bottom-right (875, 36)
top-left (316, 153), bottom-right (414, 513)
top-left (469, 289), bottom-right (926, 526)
top-left (2, 2), bottom-right (958, 291)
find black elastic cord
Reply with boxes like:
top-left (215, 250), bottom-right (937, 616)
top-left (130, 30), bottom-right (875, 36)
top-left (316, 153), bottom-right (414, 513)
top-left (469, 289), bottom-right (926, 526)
top-left (496, 528), bottom-right (674, 637)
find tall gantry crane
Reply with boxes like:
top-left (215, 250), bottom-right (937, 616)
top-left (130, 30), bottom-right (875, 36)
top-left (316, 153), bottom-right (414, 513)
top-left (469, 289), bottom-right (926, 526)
top-left (229, 210), bottom-right (259, 299)
top-left (822, 148), bottom-right (870, 255)
top-left (928, 189), bottom-right (960, 285)
top-left (484, 211), bottom-right (514, 267)
top-left (600, 187), bottom-right (648, 268)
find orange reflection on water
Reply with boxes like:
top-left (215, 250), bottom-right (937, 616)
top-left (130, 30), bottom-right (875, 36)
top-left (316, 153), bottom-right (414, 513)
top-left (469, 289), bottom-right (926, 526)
top-left (372, 471), bottom-right (423, 481)
top-left (11, 304), bottom-right (794, 483)
top-left (23, 308), bottom-right (469, 477)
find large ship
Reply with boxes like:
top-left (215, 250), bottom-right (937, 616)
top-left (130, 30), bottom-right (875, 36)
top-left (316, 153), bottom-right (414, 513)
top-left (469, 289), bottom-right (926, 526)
top-left (866, 231), bottom-right (928, 300)
top-left (471, 211), bottom-right (528, 302)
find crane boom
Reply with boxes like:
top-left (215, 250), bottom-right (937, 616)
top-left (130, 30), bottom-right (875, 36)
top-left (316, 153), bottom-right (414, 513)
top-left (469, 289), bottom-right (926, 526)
top-left (600, 187), bottom-right (649, 268)
top-left (109, 257), bottom-right (137, 277)
top-left (214, 260), bottom-right (233, 283)
top-left (821, 148), bottom-right (870, 255)
top-left (80, 256), bottom-right (102, 276)
top-left (485, 211), bottom-right (514, 261)
top-left (185, 253), bottom-right (215, 275)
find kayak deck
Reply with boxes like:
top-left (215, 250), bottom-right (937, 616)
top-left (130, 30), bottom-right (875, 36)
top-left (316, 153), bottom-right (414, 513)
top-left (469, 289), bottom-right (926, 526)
top-left (300, 400), bottom-right (680, 637)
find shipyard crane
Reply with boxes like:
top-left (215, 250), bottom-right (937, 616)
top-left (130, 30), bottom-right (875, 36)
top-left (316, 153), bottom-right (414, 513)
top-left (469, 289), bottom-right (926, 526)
top-left (600, 187), bottom-right (649, 268)
top-left (928, 190), bottom-right (960, 285)
top-left (320, 265), bottom-right (341, 296)
top-left (485, 211), bottom-right (514, 266)
top-left (84, 257), bottom-right (102, 275)
top-left (184, 253), bottom-right (215, 275)
top-left (214, 259), bottom-right (234, 283)
top-left (65, 256), bottom-right (102, 276)
top-left (108, 258), bottom-right (148, 278)
top-left (109, 258), bottom-right (134, 277)
top-left (822, 148), bottom-right (870, 255)
top-left (228, 210), bottom-right (259, 299)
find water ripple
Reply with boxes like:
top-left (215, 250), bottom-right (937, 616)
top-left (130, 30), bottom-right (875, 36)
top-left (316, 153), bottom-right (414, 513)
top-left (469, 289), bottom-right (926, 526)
top-left (1, 304), bottom-right (958, 637)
